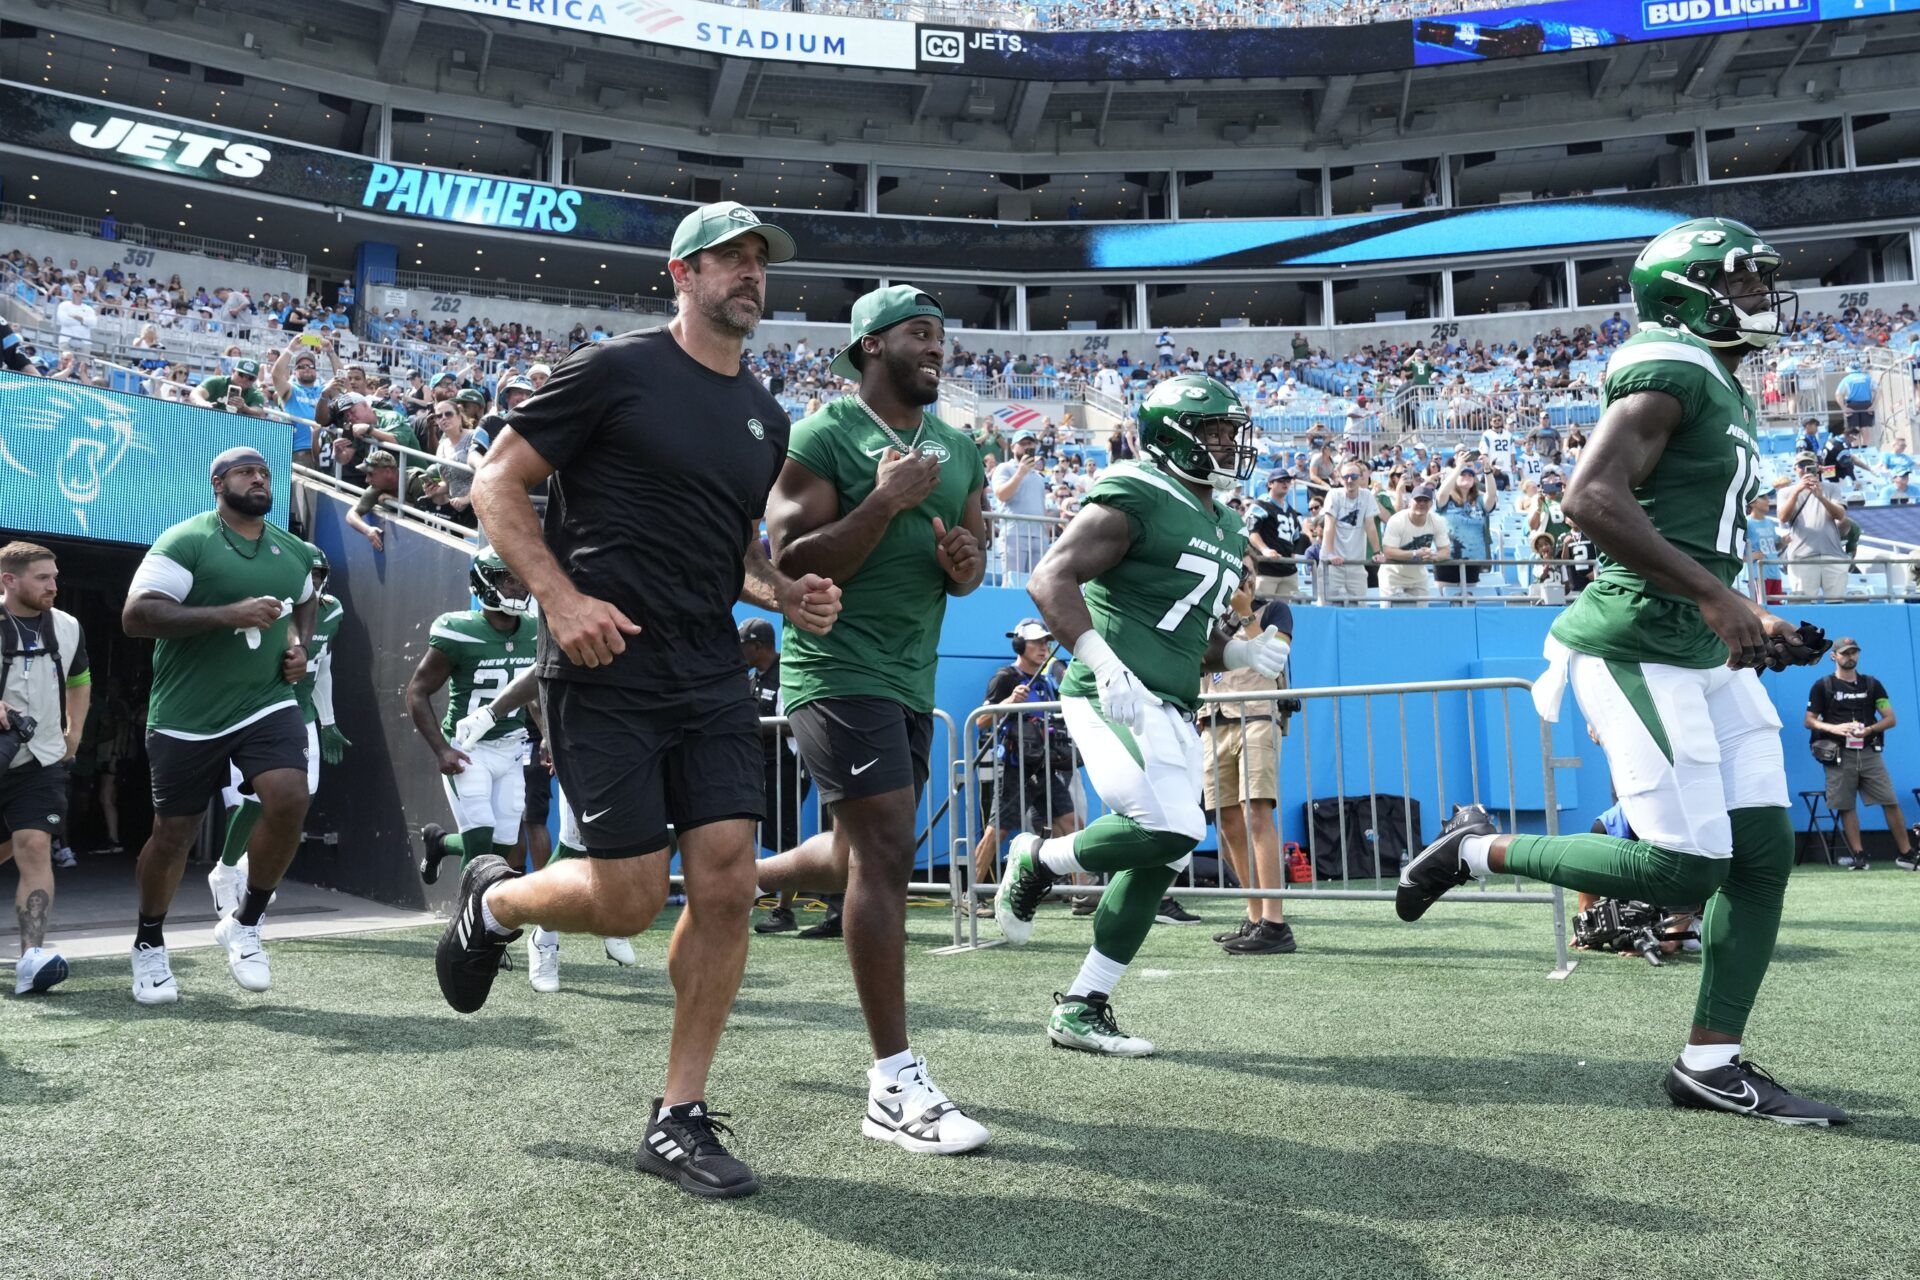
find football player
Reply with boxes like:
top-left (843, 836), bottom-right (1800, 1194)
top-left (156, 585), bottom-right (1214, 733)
top-left (1397, 218), bottom-right (1847, 1125)
top-left (209, 545), bottom-right (347, 918)
top-left (405, 549), bottom-right (548, 987)
top-left (994, 374), bottom-right (1289, 1055)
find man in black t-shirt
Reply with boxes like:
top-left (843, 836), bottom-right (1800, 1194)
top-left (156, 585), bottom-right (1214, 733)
top-left (1248, 472), bottom-right (1307, 599)
top-left (1803, 637), bottom-right (1912, 870)
top-left (1, 319), bottom-right (37, 374)
top-left (448, 202), bottom-right (843, 1199)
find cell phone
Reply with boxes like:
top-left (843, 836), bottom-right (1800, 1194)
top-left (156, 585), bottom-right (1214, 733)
top-left (299, 332), bottom-right (325, 348)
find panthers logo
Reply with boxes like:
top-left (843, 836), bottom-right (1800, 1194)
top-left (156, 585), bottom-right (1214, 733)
top-left (0, 376), bottom-right (150, 535)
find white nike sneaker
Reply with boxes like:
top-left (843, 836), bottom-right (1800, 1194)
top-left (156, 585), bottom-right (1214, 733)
top-left (212, 915), bottom-right (272, 992)
top-left (232, 853), bottom-right (278, 907)
top-left (529, 928), bottom-right (561, 993)
top-left (207, 860), bottom-right (245, 919)
top-left (131, 944), bottom-right (179, 1004)
top-left (603, 936), bottom-right (637, 966)
top-left (862, 1056), bottom-right (990, 1155)
top-left (14, 946), bottom-right (70, 995)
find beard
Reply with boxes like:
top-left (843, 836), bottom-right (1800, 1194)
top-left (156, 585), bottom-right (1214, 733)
top-left (222, 485), bottom-right (273, 518)
top-left (697, 284), bottom-right (762, 338)
top-left (880, 344), bottom-right (940, 407)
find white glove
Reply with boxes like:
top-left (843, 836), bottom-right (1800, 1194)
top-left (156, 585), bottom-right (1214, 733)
top-left (1223, 625), bottom-right (1290, 678)
top-left (1074, 630), bottom-right (1159, 734)
top-left (453, 705), bottom-right (496, 750)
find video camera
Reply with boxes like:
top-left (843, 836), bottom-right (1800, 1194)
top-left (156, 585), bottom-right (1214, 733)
top-left (1571, 898), bottom-right (1698, 967)
top-left (0, 709), bottom-right (38, 771)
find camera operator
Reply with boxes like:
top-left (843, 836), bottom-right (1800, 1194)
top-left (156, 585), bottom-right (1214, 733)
top-left (1804, 637), bottom-right (1915, 871)
top-left (970, 619), bottom-right (1079, 915)
top-left (0, 543), bottom-right (91, 995)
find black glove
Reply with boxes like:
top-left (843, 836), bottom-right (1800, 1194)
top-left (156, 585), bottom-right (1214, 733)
top-left (1763, 620), bottom-right (1831, 672)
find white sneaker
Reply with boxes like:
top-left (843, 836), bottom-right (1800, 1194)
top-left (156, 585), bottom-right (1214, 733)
top-left (207, 861), bottom-right (245, 919)
top-left (14, 946), bottom-right (69, 995)
top-left (528, 928), bottom-right (561, 993)
top-left (131, 944), bottom-right (179, 1004)
top-left (212, 915), bottom-right (272, 992)
top-left (602, 936), bottom-right (636, 966)
top-left (232, 853), bottom-right (278, 907)
top-left (861, 1056), bottom-right (990, 1155)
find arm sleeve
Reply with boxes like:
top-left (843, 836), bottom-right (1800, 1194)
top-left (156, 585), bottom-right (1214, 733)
top-left (505, 342), bottom-right (605, 473)
top-left (313, 645), bottom-right (336, 724)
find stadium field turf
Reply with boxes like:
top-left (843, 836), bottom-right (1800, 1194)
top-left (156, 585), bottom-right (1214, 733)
top-left (3, 867), bottom-right (1914, 1280)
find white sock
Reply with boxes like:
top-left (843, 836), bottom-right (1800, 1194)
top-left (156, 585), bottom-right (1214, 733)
top-left (532, 926), bottom-right (558, 948)
top-left (479, 890), bottom-right (513, 938)
top-left (1066, 947), bottom-right (1129, 1000)
top-left (1460, 834), bottom-right (1495, 880)
top-left (1038, 833), bottom-right (1084, 876)
top-left (872, 1049), bottom-right (916, 1082)
top-left (1680, 1042), bottom-right (1741, 1071)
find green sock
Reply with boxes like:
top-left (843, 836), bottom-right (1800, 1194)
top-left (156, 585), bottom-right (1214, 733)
top-left (441, 826), bottom-right (494, 869)
top-left (550, 843), bottom-right (584, 863)
top-left (1090, 864), bottom-right (1181, 967)
top-left (1066, 814), bottom-right (1196, 875)
top-left (1693, 807), bottom-right (1794, 1037)
top-left (491, 842), bottom-right (518, 870)
top-left (1502, 831), bottom-right (1727, 905)
top-left (220, 799), bottom-right (261, 868)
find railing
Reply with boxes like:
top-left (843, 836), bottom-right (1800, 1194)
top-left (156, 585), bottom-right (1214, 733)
top-left (952, 680), bottom-right (1575, 977)
top-left (387, 271), bottom-right (673, 318)
top-left (1, 202), bottom-right (308, 275)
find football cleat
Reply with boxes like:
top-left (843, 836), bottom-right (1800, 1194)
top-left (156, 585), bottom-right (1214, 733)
top-left (994, 833), bottom-right (1055, 946)
top-left (130, 943), bottom-right (179, 1005)
top-left (862, 1057), bottom-right (989, 1156)
top-left (207, 860), bottom-right (245, 920)
top-left (635, 1099), bottom-right (760, 1198)
top-left (14, 947), bottom-right (69, 996)
top-left (212, 915), bottom-right (272, 992)
top-left (1665, 1056), bottom-right (1849, 1126)
top-left (796, 911), bottom-right (843, 940)
top-left (1396, 803), bottom-right (1498, 922)
top-left (419, 823), bottom-right (452, 886)
top-left (528, 928), bottom-right (560, 994)
top-left (1047, 992), bottom-right (1154, 1057)
top-left (603, 936), bottom-right (637, 965)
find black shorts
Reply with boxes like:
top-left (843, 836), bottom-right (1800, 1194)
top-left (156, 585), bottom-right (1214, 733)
top-left (788, 696), bottom-right (932, 806)
top-left (0, 760), bottom-right (69, 842)
top-left (522, 759), bottom-right (552, 826)
top-left (1434, 562), bottom-right (1482, 585)
top-left (984, 760), bottom-right (1075, 834)
top-left (146, 706), bottom-right (308, 818)
top-left (1844, 409), bottom-right (1874, 432)
top-left (543, 676), bottom-right (763, 859)
top-left (759, 749), bottom-right (811, 852)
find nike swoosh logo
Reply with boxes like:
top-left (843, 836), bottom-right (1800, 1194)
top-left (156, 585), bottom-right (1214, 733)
top-left (850, 760), bottom-right (878, 775)
top-left (1679, 1074), bottom-right (1759, 1110)
top-left (583, 808), bottom-right (613, 823)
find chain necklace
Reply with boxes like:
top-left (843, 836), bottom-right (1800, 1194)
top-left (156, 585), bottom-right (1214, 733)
top-left (217, 513), bottom-right (264, 559)
top-left (852, 394), bottom-right (925, 457)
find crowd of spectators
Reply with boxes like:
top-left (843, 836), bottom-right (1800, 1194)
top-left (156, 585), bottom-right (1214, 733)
top-left (724, 0), bottom-right (1511, 33)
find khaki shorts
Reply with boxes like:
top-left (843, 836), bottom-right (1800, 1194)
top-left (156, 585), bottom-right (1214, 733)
top-left (1824, 748), bottom-right (1897, 811)
top-left (1200, 714), bottom-right (1278, 809)
top-left (1255, 574), bottom-right (1300, 600)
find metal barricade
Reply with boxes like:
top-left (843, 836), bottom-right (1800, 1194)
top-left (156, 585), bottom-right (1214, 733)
top-left (953, 677), bottom-right (1577, 978)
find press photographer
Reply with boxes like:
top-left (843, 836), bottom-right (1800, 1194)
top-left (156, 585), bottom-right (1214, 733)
top-left (0, 542), bottom-right (92, 995)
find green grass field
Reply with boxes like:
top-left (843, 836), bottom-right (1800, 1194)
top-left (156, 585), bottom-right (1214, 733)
top-left (3, 868), bottom-right (1915, 1280)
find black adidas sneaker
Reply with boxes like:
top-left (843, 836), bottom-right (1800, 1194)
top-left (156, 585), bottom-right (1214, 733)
top-left (1665, 1056), bottom-right (1849, 1127)
top-left (636, 1099), bottom-right (761, 1198)
top-left (434, 855), bottom-right (521, 1014)
top-left (1396, 803), bottom-right (1498, 922)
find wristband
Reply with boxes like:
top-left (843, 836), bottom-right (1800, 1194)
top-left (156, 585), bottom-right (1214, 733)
top-left (1073, 629), bottom-right (1119, 677)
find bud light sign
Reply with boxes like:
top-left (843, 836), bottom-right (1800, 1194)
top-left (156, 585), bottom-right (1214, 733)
top-left (1413, 0), bottom-right (1835, 65)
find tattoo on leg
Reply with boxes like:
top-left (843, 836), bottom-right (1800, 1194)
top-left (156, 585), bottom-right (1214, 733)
top-left (19, 889), bottom-right (50, 951)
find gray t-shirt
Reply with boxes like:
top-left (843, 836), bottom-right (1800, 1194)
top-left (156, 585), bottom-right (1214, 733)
top-left (1783, 487), bottom-right (1845, 560)
top-left (1322, 488), bottom-right (1375, 560)
top-left (991, 458), bottom-right (1047, 518)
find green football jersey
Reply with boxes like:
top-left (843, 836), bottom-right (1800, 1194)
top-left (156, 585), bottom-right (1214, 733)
top-left (779, 398), bottom-right (984, 715)
top-left (296, 594), bottom-right (344, 725)
top-left (1550, 324), bottom-right (1761, 669)
top-left (429, 610), bottom-right (538, 739)
top-left (1059, 461), bottom-right (1250, 713)
top-left (137, 512), bottom-right (315, 738)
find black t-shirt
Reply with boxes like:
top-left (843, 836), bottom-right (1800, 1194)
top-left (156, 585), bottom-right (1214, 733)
top-left (1807, 673), bottom-right (1890, 752)
top-left (1, 319), bottom-right (32, 373)
top-left (1819, 439), bottom-right (1859, 484)
top-left (1257, 599), bottom-right (1295, 639)
top-left (984, 662), bottom-right (1060, 761)
top-left (1250, 500), bottom-right (1304, 577)
top-left (509, 327), bottom-right (791, 692)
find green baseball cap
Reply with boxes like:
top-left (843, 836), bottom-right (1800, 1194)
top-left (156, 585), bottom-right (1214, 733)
top-left (669, 201), bottom-right (796, 265)
top-left (829, 284), bottom-right (946, 381)
top-left (233, 358), bottom-right (261, 378)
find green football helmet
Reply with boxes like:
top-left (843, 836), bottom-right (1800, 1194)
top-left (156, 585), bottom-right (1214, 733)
top-left (1629, 217), bottom-right (1795, 350)
top-left (305, 542), bottom-right (329, 593)
top-left (471, 546), bottom-right (532, 615)
top-left (1137, 374), bottom-right (1257, 492)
